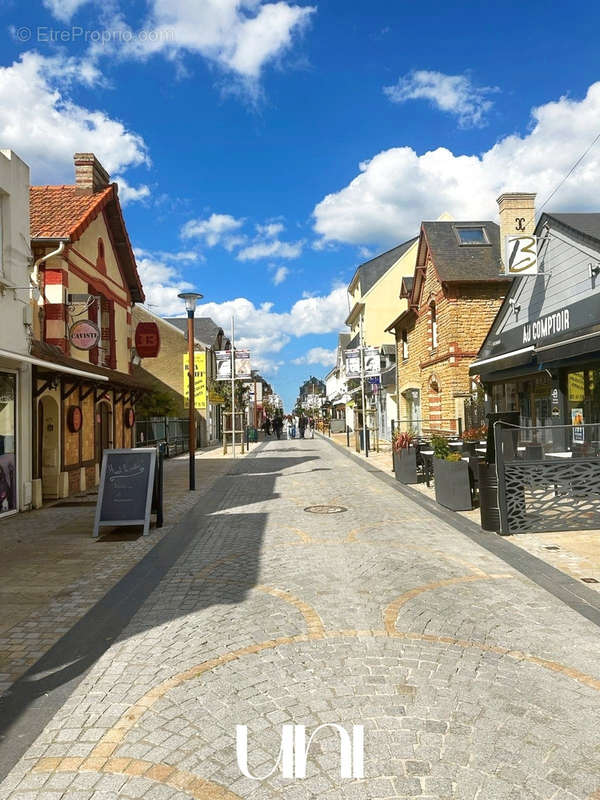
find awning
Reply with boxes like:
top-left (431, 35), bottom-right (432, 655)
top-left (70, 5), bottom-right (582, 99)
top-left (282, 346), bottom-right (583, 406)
top-left (469, 346), bottom-right (535, 376)
top-left (536, 329), bottom-right (600, 363)
top-left (0, 347), bottom-right (109, 382)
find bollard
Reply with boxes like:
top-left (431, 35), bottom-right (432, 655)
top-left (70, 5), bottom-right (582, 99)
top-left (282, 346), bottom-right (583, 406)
top-left (346, 427), bottom-right (350, 447)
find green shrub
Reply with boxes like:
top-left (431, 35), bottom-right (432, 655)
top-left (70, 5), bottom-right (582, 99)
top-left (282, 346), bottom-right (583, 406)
top-left (445, 452), bottom-right (462, 462)
top-left (431, 434), bottom-right (450, 460)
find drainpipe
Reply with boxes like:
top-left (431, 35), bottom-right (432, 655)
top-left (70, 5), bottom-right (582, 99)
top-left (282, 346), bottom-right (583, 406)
top-left (30, 239), bottom-right (68, 292)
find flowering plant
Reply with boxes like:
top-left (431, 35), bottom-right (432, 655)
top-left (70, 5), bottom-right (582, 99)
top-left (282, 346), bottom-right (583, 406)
top-left (392, 430), bottom-right (414, 451)
top-left (462, 425), bottom-right (488, 442)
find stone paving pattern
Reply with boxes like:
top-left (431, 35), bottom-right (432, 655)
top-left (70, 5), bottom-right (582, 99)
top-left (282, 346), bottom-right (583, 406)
top-left (0, 445), bottom-right (259, 695)
top-left (1, 437), bottom-right (600, 799)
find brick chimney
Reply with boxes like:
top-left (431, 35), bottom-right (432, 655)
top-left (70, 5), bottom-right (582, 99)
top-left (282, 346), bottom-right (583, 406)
top-left (74, 153), bottom-right (110, 193)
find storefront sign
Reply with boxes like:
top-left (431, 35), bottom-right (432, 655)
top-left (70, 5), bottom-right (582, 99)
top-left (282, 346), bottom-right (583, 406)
top-left (505, 235), bottom-right (538, 275)
top-left (135, 322), bottom-right (160, 358)
top-left (571, 408), bottom-right (585, 443)
top-left (183, 351), bottom-right (207, 409)
top-left (67, 405), bottom-right (83, 433)
top-left (522, 310), bottom-right (570, 344)
top-left (209, 390), bottom-right (225, 404)
top-left (69, 320), bottom-right (100, 351)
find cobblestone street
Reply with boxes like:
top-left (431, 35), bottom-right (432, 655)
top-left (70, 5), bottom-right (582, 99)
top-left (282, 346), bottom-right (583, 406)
top-left (1, 436), bottom-right (600, 799)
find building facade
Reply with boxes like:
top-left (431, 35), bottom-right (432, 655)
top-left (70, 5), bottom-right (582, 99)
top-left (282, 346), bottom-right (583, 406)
top-left (133, 307), bottom-right (226, 445)
top-left (0, 150), bottom-right (33, 518)
top-left (473, 210), bottom-right (600, 435)
top-left (29, 153), bottom-right (147, 505)
top-left (387, 212), bottom-right (512, 434)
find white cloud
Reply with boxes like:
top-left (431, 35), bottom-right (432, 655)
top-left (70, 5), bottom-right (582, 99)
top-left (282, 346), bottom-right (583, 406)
top-left (115, 176), bottom-right (151, 205)
top-left (102, 0), bottom-right (315, 83)
top-left (237, 238), bottom-right (303, 260)
top-left (384, 70), bottom-right (497, 128)
top-left (293, 346), bottom-right (336, 367)
top-left (42, 0), bottom-right (92, 22)
top-left (181, 213), bottom-right (245, 248)
top-left (0, 52), bottom-right (149, 184)
top-left (135, 250), bottom-right (195, 316)
top-left (272, 266), bottom-right (289, 285)
top-left (257, 221), bottom-right (285, 237)
top-left (313, 82), bottom-right (600, 246)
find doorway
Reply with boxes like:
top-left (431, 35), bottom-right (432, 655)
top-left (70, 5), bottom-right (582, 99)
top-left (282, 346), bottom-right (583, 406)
top-left (95, 400), bottom-right (112, 462)
top-left (39, 394), bottom-right (60, 500)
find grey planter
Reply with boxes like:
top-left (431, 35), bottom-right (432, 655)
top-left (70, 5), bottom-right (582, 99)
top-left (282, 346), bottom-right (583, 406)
top-left (393, 446), bottom-right (418, 484)
top-left (433, 456), bottom-right (472, 511)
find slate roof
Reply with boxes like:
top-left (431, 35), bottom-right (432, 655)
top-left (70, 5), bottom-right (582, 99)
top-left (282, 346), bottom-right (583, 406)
top-left (352, 237), bottom-right (418, 295)
top-left (420, 221), bottom-right (506, 282)
top-left (166, 317), bottom-right (223, 348)
top-left (543, 213), bottom-right (600, 243)
top-left (30, 183), bottom-right (144, 303)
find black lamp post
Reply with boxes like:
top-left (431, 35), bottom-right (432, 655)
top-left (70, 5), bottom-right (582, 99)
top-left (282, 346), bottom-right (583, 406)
top-left (178, 291), bottom-right (203, 490)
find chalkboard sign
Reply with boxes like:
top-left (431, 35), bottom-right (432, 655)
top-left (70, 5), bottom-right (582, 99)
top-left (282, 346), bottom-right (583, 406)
top-left (93, 448), bottom-right (156, 538)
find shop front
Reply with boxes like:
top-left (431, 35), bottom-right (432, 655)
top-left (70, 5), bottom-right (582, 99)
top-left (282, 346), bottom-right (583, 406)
top-left (0, 371), bottom-right (18, 517)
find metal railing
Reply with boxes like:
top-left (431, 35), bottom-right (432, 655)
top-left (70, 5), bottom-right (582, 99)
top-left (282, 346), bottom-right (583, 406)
top-left (391, 418), bottom-right (463, 437)
top-left (135, 417), bottom-right (194, 458)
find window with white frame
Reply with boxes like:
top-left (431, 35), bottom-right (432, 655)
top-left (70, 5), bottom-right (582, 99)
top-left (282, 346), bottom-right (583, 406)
top-left (401, 329), bottom-right (408, 360)
top-left (430, 302), bottom-right (438, 349)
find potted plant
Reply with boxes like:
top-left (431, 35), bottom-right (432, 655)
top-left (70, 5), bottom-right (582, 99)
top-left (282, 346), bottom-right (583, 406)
top-left (432, 434), bottom-right (473, 511)
top-left (462, 425), bottom-right (488, 456)
top-left (392, 430), bottom-right (418, 484)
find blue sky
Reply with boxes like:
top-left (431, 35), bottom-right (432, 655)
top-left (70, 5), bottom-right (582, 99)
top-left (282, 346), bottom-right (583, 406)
top-left (2, 0), bottom-right (600, 409)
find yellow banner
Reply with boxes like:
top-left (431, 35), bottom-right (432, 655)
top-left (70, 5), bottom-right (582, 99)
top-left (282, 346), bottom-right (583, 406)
top-left (183, 352), bottom-right (207, 409)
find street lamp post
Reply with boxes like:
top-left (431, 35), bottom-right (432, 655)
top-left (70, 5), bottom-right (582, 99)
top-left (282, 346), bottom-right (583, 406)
top-left (178, 291), bottom-right (204, 490)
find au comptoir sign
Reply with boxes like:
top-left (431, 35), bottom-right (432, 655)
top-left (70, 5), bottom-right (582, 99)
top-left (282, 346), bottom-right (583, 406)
top-left (69, 319), bottom-right (100, 350)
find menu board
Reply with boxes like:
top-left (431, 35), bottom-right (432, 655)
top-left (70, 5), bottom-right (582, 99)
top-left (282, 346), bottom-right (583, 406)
top-left (93, 448), bottom-right (156, 537)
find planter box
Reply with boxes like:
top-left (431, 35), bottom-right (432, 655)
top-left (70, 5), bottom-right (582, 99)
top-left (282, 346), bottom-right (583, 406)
top-left (393, 446), bottom-right (418, 484)
top-left (433, 456), bottom-right (472, 511)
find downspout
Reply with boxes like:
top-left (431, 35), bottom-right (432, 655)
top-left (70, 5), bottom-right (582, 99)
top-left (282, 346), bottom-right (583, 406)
top-left (30, 240), bottom-right (67, 290)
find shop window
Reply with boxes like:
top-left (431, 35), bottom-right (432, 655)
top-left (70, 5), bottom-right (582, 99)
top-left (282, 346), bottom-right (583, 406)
top-left (430, 302), bottom-right (438, 350)
top-left (0, 372), bottom-right (17, 516)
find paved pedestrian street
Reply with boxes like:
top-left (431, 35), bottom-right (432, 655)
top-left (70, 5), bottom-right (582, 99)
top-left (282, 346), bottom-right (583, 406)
top-left (2, 436), bottom-right (600, 800)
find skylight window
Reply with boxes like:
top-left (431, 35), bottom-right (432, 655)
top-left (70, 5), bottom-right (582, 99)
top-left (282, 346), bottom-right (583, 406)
top-left (456, 226), bottom-right (488, 245)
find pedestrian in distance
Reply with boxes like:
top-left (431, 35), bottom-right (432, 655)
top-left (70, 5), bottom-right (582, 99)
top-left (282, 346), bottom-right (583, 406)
top-left (299, 415), bottom-right (307, 439)
top-left (262, 417), bottom-right (271, 437)
top-left (309, 417), bottom-right (315, 439)
top-left (273, 415), bottom-right (284, 440)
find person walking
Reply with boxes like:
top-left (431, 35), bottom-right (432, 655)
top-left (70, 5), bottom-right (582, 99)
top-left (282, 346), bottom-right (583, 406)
top-left (273, 415), bottom-right (284, 440)
top-left (262, 417), bottom-right (271, 437)
top-left (298, 415), bottom-right (307, 439)
top-left (309, 417), bottom-right (315, 439)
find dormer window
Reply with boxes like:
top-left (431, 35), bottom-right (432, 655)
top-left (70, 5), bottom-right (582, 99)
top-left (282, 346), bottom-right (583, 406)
top-left (455, 226), bottom-right (489, 245)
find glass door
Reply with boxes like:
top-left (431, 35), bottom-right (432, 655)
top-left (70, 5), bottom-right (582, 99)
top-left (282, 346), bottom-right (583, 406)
top-left (0, 372), bottom-right (17, 517)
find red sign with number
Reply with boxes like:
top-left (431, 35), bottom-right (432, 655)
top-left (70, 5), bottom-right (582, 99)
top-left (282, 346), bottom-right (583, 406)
top-left (135, 322), bottom-right (160, 358)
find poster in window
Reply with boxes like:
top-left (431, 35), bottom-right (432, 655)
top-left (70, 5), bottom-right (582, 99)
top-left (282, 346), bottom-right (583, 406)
top-left (571, 408), bottom-right (585, 444)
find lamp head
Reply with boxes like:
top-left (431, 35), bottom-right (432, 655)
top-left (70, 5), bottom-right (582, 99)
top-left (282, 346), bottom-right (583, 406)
top-left (178, 291), bottom-right (204, 315)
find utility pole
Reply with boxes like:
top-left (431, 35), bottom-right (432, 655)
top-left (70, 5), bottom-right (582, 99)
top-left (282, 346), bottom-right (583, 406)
top-left (359, 314), bottom-right (368, 458)
top-left (231, 315), bottom-right (236, 459)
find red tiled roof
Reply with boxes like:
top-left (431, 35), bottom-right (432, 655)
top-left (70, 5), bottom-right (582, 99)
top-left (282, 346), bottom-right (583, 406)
top-left (30, 184), bottom-right (113, 239)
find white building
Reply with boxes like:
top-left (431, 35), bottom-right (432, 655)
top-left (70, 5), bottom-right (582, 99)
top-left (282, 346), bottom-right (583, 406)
top-left (0, 150), bottom-right (33, 518)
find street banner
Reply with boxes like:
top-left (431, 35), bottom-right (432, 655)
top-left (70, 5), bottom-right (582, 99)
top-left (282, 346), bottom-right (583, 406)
top-left (505, 235), bottom-right (538, 275)
top-left (235, 350), bottom-right (251, 379)
top-left (216, 350), bottom-right (232, 380)
top-left (215, 350), bottom-right (252, 380)
top-left (364, 347), bottom-right (381, 377)
top-left (183, 351), bottom-right (207, 408)
top-left (345, 349), bottom-right (360, 378)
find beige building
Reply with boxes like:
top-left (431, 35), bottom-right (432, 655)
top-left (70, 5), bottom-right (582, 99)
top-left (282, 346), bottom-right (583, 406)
top-left (132, 306), bottom-right (227, 445)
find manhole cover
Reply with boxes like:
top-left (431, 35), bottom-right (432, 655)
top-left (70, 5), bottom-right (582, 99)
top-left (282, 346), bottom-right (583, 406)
top-left (304, 505), bottom-right (347, 514)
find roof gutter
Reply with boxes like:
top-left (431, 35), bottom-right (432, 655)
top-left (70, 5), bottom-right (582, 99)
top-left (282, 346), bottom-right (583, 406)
top-left (30, 238), bottom-right (69, 290)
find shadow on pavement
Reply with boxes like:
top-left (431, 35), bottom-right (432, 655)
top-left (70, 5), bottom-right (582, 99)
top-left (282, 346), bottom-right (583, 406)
top-left (0, 446), bottom-right (318, 779)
